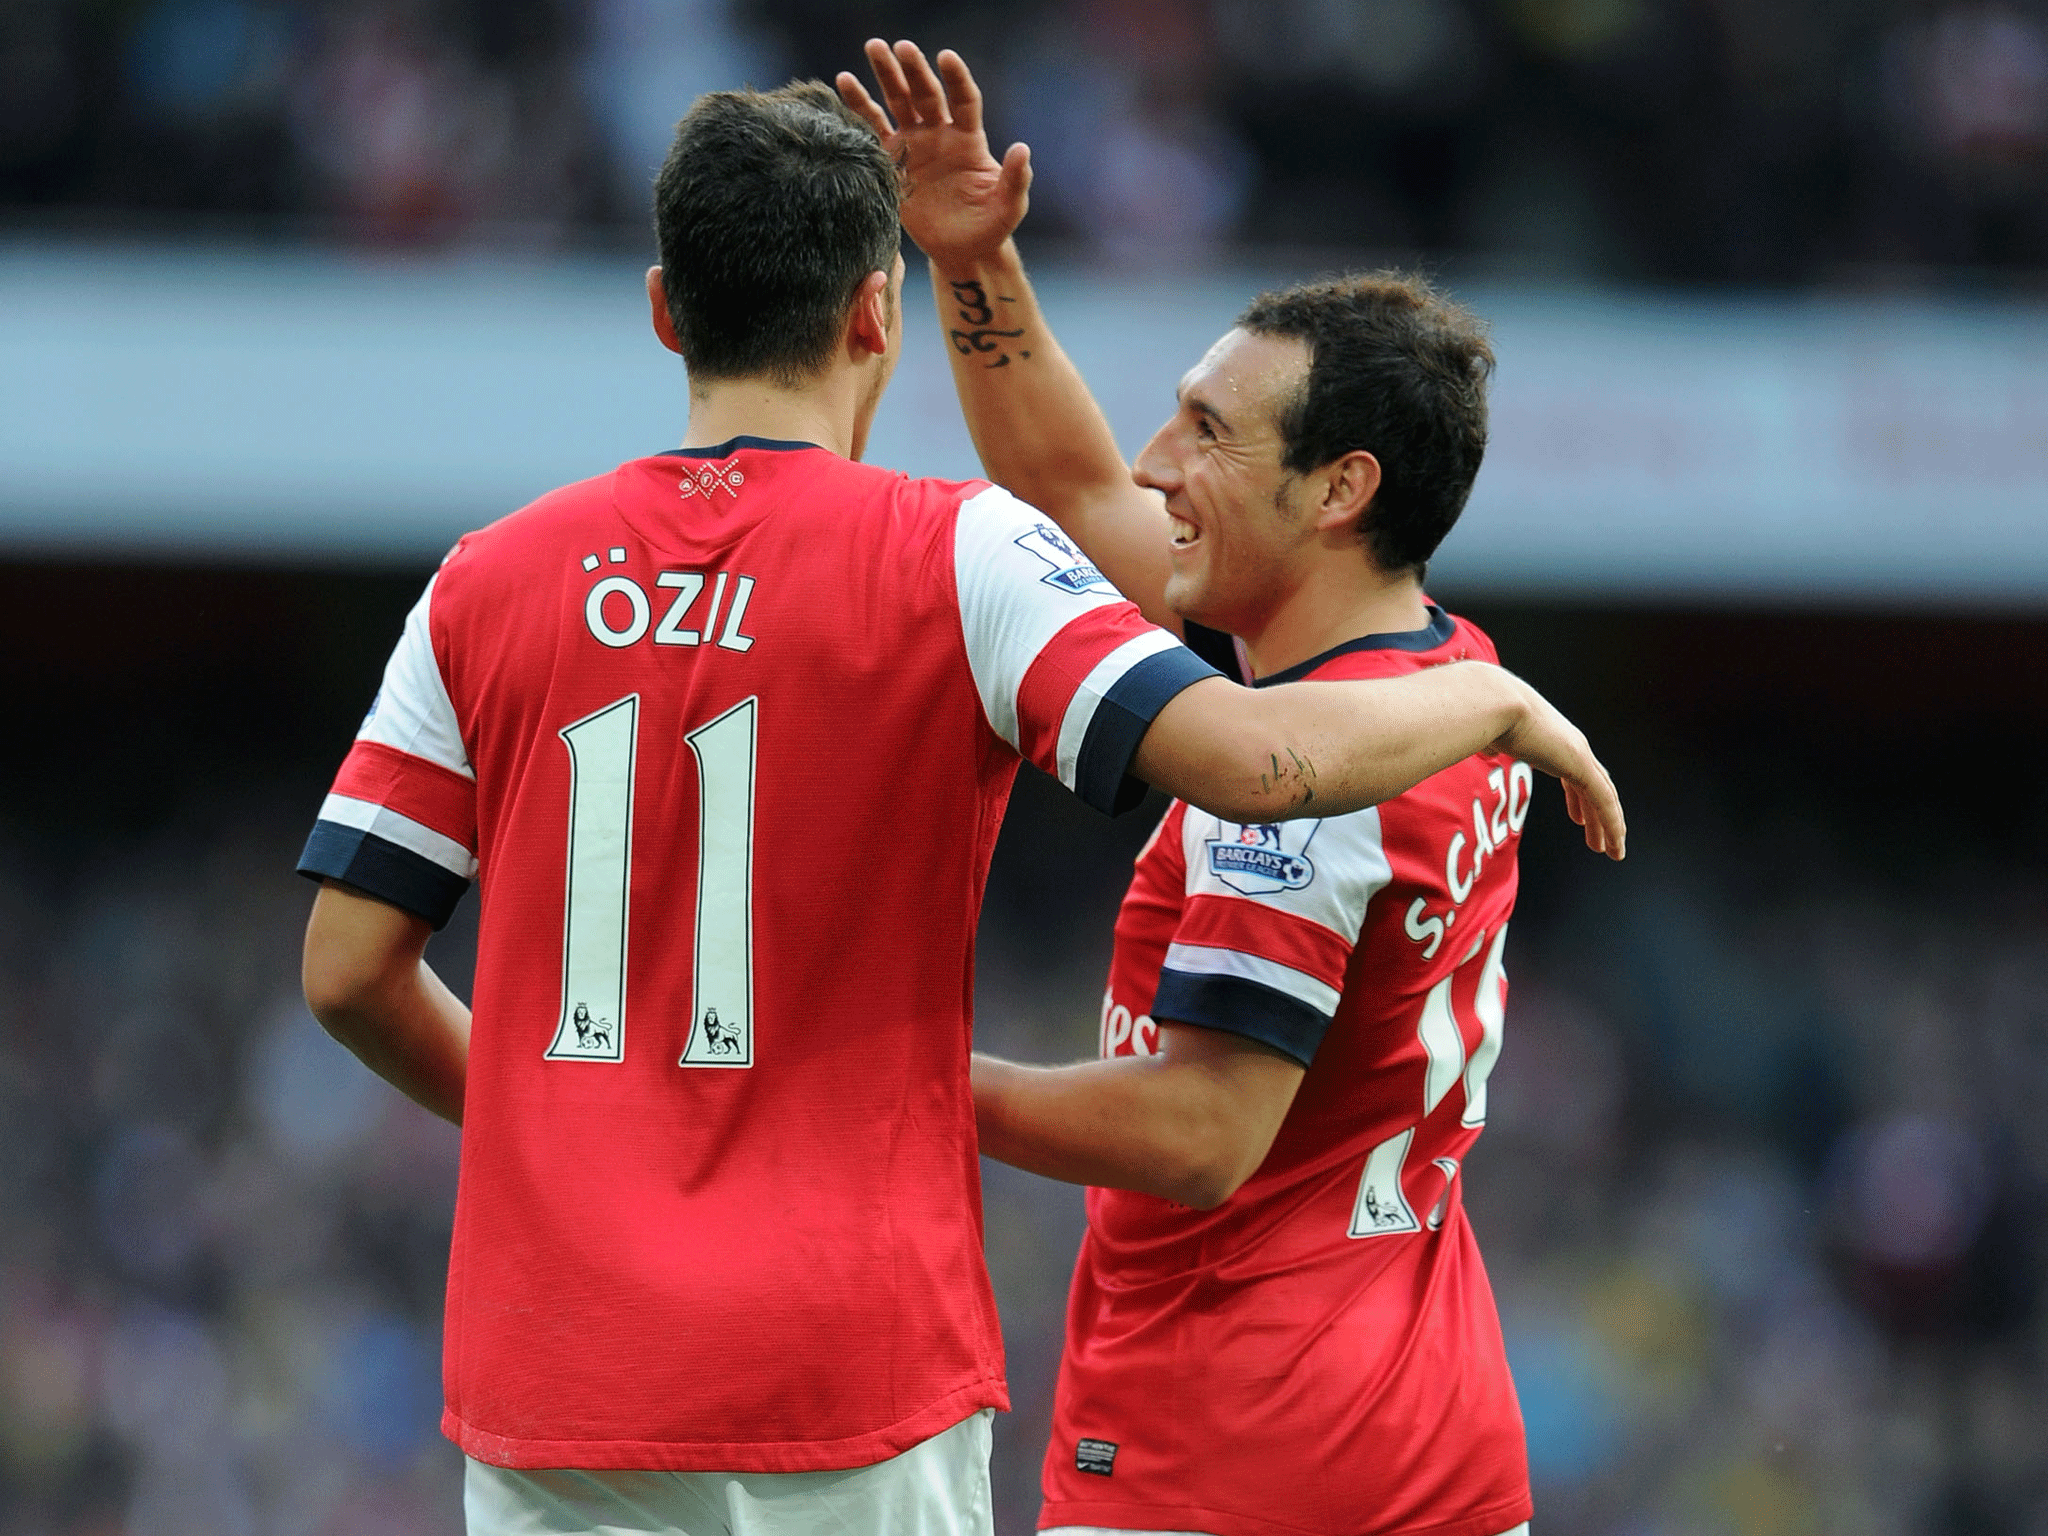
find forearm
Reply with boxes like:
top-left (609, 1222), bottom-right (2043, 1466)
top-left (1273, 663), bottom-right (1530, 814)
top-left (304, 882), bottom-right (471, 1125)
top-left (973, 1052), bottom-right (1236, 1207)
top-left (1139, 663), bottom-right (1529, 822)
top-left (931, 241), bottom-right (1121, 508)
top-left (929, 244), bottom-right (1177, 625)
top-left (313, 961), bottom-right (470, 1126)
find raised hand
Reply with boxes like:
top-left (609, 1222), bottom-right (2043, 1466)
top-left (836, 39), bottom-right (1032, 269)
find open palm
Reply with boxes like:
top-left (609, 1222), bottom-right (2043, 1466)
top-left (836, 40), bottom-right (1032, 268)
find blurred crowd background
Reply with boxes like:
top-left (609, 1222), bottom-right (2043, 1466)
top-left (4, 3), bottom-right (2048, 1536)
top-left (7, 0), bottom-right (2048, 279)
top-left (1, 590), bottom-right (2042, 1536)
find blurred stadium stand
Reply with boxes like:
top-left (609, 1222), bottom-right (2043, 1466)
top-left (8, 0), bottom-right (2048, 277)
top-left (4, 2), bottom-right (2048, 1535)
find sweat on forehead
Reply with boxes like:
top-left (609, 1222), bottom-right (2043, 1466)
top-left (1180, 330), bottom-right (1310, 427)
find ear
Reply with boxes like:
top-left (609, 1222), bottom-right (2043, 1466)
top-left (1312, 451), bottom-right (1381, 538)
top-left (846, 268), bottom-right (892, 360)
top-left (646, 266), bottom-right (683, 356)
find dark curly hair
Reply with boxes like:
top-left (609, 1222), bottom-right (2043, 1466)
top-left (1238, 272), bottom-right (1494, 581)
top-left (653, 81), bottom-right (900, 386)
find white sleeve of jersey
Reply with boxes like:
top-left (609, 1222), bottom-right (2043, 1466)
top-left (1151, 805), bottom-right (1393, 1062)
top-left (356, 575), bottom-right (473, 778)
top-left (299, 574), bottom-right (478, 927)
top-left (953, 484), bottom-right (1200, 807)
top-left (1179, 805), bottom-right (1392, 946)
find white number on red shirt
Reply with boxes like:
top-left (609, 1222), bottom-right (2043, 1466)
top-left (546, 696), bottom-right (638, 1061)
top-left (679, 698), bottom-right (755, 1066)
top-left (1348, 924), bottom-right (1507, 1238)
top-left (543, 693), bottom-right (758, 1068)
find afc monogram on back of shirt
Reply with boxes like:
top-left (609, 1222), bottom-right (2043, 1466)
top-left (576, 546), bottom-right (760, 653)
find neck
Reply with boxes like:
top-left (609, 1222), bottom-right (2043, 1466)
top-left (682, 368), bottom-right (874, 460)
top-left (1240, 565), bottom-right (1430, 680)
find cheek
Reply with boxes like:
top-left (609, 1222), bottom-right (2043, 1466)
top-left (1194, 474), bottom-right (1264, 563)
top-left (1182, 463), bottom-right (1237, 534)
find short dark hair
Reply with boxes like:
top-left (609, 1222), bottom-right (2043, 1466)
top-left (1238, 273), bottom-right (1494, 580)
top-left (653, 82), bottom-right (900, 386)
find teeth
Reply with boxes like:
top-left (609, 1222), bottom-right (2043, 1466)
top-left (1170, 515), bottom-right (1198, 546)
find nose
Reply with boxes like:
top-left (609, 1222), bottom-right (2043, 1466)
top-left (1132, 422), bottom-right (1181, 495)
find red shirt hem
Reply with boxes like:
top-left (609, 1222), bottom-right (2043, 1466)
top-left (1037, 1491), bottom-right (1533, 1536)
top-left (447, 1375), bottom-right (1008, 1474)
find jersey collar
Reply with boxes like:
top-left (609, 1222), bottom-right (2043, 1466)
top-left (1251, 605), bottom-right (1459, 688)
top-left (660, 436), bottom-right (822, 458)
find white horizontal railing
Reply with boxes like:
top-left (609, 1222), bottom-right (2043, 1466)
top-left (4, 242), bottom-right (2045, 603)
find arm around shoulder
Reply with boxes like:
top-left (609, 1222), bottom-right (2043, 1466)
top-left (1134, 664), bottom-right (1523, 821)
top-left (1136, 662), bottom-right (1626, 856)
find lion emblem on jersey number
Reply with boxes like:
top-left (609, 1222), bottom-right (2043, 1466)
top-left (699, 1007), bottom-right (742, 1056)
top-left (1358, 1185), bottom-right (1407, 1229)
top-left (571, 1002), bottom-right (613, 1052)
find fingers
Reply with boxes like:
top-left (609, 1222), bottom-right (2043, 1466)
top-left (999, 140), bottom-right (1033, 214)
top-left (1576, 764), bottom-right (1626, 861)
top-left (835, 71), bottom-right (894, 139)
top-left (1550, 755), bottom-right (1625, 860)
top-left (892, 39), bottom-right (951, 125)
top-left (1000, 140), bottom-right (1033, 188)
top-left (1562, 783), bottom-right (1598, 853)
top-left (1507, 680), bottom-right (1625, 860)
top-left (864, 36), bottom-right (917, 126)
top-left (934, 48), bottom-right (983, 135)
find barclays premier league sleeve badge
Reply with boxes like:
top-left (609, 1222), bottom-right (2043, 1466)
top-left (1015, 521), bottom-right (1117, 595)
top-left (1206, 821), bottom-right (1319, 895)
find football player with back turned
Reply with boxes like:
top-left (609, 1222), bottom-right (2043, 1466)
top-left (298, 72), bottom-right (1622, 1536)
top-left (844, 39), bottom-right (1577, 1536)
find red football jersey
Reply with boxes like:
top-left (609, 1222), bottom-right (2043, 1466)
top-left (298, 438), bottom-right (1217, 1473)
top-left (1042, 609), bottom-right (1534, 1536)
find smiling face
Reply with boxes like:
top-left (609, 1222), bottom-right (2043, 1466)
top-left (1133, 328), bottom-right (1320, 637)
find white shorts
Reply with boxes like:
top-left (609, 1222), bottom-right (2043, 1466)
top-left (465, 1409), bottom-right (994, 1536)
top-left (1042, 1526), bottom-right (1529, 1536)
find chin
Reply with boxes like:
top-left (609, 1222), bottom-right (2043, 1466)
top-left (1170, 581), bottom-right (1261, 643)
top-left (1169, 593), bottom-right (1231, 635)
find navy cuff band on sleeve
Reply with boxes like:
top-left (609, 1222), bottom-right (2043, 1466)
top-left (1151, 969), bottom-right (1334, 1067)
top-left (298, 821), bottom-right (471, 930)
top-left (1073, 645), bottom-right (1222, 817)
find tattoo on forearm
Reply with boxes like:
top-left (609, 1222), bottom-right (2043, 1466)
top-left (948, 280), bottom-right (1032, 370)
top-left (1289, 748), bottom-right (1318, 804)
top-left (950, 326), bottom-right (1024, 353)
top-left (950, 280), bottom-right (993, 326)
top-left (1256, 749), bottom-right (1319, 806)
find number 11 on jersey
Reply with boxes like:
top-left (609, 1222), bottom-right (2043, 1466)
top-left (680, 699), bottom-right (755, 1066)
top-left (544, 693), bottom-right (758, 1067)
